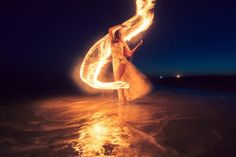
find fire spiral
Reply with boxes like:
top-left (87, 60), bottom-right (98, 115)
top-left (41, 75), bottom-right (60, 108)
top-left (77, 0), bottom-right (156, 90)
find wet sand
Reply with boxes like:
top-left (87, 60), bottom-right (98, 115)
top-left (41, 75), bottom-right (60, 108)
top-left (0, 89), bottom-right (236, 157)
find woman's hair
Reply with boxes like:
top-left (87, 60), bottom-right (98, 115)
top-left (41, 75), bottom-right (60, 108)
top-left (113, 30), bottom-right (122, 43)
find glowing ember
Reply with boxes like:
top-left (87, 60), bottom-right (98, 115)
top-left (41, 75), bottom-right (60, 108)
top-left (76, 0), bottom-right (156, 90)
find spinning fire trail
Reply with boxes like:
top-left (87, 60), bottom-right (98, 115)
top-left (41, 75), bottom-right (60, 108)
top-left (77, 0), bottom-right (156, 90)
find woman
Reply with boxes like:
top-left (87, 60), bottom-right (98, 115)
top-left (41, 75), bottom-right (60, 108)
top-left (109, 25), bottom-right (143, 104)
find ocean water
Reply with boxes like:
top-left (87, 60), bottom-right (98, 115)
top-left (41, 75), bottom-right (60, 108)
top-left (1, 89), bottom-right (236, 157)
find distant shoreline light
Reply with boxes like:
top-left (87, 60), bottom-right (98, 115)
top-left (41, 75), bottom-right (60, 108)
top-left (176, 74), bottom-right (181, 78)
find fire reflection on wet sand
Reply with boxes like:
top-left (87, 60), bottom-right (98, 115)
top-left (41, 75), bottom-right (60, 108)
top-left (35, 96), bottom-right (165, 156)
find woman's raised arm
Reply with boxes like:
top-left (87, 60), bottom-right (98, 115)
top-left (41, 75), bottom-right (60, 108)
top-left (124, 40), bottom-right (143, 57)
top-left (109, 25), bottom-right (122, 39)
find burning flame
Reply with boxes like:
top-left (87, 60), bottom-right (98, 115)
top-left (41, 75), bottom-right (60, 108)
top-left (78, 0), bottom-right (156, 90)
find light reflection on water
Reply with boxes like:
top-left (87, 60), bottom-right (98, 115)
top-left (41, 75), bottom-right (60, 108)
top-left (2, 92), bottom-right (235, 157)
top-left (2, 96), bottom-right (166, 157)
top-left (75, 109), bottom-right (132, 156)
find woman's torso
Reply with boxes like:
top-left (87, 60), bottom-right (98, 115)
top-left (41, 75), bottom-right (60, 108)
top-left (111, 42), bottom-right (125, 60)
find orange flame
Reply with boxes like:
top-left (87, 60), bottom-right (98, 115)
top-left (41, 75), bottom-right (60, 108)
top-left (78, 0), bottom-right (156, 90)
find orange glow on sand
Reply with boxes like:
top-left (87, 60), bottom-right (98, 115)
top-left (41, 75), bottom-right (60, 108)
top-left (75, 0), bottom-right (156, 91)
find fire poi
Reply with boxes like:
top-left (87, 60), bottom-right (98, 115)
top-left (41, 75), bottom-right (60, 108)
top-left (74, 0), bottom-right (156, 104)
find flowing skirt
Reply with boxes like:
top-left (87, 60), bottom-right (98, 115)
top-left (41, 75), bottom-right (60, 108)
top-left (113, 58), bottom-right (152, 101)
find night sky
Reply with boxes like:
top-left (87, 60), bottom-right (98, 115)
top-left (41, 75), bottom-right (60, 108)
top-left (1, 0), bottom-right (236, 93)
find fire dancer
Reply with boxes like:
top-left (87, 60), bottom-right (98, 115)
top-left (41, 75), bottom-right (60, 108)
top-left (109, 25), bottom-right (143, 104)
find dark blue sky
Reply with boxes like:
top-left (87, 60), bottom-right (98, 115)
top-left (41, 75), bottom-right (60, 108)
top-left (143, 0), bottom-right (236, 75)
top-left (1, 0), bottom-right (236, 86)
